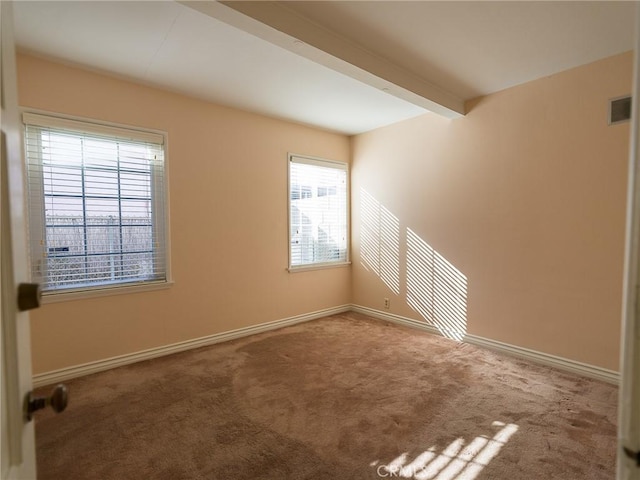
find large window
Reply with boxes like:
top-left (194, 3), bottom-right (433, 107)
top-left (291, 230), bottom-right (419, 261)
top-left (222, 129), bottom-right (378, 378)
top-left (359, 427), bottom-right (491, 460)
top-left (23, 112), bottom-right (169, 297)
top-left (288, 154), bottom-right (348, 269)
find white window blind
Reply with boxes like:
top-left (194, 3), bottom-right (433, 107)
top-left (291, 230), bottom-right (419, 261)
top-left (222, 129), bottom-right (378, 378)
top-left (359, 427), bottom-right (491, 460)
top-left (289, 154), bottom-right (348, 269)
top-left (23, 112), bottom-right (168, 294)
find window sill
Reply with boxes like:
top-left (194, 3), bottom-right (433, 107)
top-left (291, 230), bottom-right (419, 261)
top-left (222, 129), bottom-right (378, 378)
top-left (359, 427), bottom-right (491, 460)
top-left (288, 261), bottom-right (351, 273)
top-left (41, 280), bottom-right (174, 304)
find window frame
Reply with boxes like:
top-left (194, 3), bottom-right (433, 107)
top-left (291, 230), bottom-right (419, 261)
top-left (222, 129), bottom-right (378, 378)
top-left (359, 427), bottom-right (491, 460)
top-left (22, 109), bottom-right (172, 303)
top-left (287, 153), bottom-right (350, 272)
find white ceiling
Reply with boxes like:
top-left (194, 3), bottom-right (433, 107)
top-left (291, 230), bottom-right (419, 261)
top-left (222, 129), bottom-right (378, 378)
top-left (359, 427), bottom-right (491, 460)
top-left (12, 1), bottom-right (636, 136)
top-left (279, 1), bottom-right (636, 100)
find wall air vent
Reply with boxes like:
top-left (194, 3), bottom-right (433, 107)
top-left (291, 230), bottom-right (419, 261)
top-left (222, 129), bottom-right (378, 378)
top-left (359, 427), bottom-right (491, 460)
top-left (609, 95), bottom-right (632, 125)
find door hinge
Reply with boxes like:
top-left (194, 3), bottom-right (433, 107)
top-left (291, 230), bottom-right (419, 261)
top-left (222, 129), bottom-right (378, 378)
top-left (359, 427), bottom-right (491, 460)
top-left (17, 282), bottom-right (41, 311)
top-left (623, 446), bottom-right (640, 467)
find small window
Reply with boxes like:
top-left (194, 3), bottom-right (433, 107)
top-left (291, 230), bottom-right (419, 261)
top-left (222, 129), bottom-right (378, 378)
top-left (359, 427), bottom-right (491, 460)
top-left (288, 154), bottom-right (349, 269)
top-left (23, 112), bottom-right (169, 296)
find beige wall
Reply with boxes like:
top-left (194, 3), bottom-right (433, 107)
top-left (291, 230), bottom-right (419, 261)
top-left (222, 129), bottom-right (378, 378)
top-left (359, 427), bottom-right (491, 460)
top-left (17, 54), bottom-right (351, 374)
top-left (351, 52), bottom-right (632, 371)
top-left (19, 51), bottom-right (632, 375)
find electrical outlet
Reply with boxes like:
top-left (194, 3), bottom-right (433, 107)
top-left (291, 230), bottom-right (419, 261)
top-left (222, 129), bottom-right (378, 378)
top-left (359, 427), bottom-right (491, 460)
top-left (384, 298), bottom-right (390, 309)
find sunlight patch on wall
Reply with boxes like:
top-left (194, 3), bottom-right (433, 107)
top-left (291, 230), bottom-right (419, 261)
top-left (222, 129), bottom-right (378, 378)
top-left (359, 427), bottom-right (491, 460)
top-left (360, 189), bottom-right (400, 294)
top-left (371, 421), bottom-right (519, 479)
top-left (406, 228), bottom-right (467, 341)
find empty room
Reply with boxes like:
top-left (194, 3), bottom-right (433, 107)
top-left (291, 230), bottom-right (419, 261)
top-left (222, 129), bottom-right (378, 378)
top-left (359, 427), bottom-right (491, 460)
top-left (2, 1), bottom-right (640, 479)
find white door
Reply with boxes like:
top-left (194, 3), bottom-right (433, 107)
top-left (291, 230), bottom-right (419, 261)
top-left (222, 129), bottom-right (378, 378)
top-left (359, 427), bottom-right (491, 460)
top-left (618, 7), bottom-right (640, 480)
top-left (1, 1), bottom-right (38, 478)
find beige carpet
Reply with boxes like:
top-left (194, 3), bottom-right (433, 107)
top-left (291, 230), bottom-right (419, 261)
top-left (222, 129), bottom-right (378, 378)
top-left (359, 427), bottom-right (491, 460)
top-left (34, 312), bottom-right (618, 479)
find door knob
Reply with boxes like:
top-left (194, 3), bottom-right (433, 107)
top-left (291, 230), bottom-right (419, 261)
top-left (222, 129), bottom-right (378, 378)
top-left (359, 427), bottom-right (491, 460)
top-left (17, 282), bottom-right (41, 311)
top-left (26, 384), bottom-right (68, 421)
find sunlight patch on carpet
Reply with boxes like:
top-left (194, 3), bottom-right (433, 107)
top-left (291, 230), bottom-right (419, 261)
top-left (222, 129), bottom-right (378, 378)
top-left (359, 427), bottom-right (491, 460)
top-left (372, 421), bottom-right (518, 479)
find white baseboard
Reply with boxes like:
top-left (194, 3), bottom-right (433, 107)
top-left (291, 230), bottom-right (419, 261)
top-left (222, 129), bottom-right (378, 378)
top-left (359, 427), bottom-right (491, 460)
top-left (32, 304), bottom-right (351, 388)
top-left (351, 305), bottom-right (620, 385)
top-left (34, 303), bottom-right (619, 388)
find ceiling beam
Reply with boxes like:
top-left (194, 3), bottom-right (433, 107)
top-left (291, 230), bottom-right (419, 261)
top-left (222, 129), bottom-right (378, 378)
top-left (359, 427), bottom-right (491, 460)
top-left (180, 1), bottom-right (465, 118)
